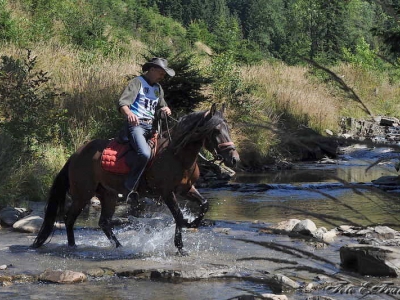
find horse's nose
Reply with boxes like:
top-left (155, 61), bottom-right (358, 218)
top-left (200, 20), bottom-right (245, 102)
top-left (232, 157), bottom-right (237, 167)
top-left (232, 156), bottom-right (239, 167)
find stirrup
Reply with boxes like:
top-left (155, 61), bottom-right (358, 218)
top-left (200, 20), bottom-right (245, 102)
top-left (126, 191), bottom-right (139, 204)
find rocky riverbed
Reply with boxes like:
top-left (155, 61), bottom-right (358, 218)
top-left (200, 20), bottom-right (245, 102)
top-left (2, 193), bottom-right (400, 300)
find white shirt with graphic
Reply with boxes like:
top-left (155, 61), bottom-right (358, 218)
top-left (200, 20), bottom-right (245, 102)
top-left (129, 76), bottom-right (160, 120)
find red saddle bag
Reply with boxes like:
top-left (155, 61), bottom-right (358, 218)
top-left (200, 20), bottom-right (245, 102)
top-left (101, 140), bottom-right (130, 174)
top-left (101, 134), bottom-right (158, 175)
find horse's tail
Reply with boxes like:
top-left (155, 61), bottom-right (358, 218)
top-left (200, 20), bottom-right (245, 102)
top-left (31, 158), bottom-right (71, 248)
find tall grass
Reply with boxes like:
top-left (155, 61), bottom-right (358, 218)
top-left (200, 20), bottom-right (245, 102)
top-left (241, 61), bottom-right (341, 133)
top-left (331, 63), bottom-right (400, 119)
top-left (234, 62), bottom-right (342, 166)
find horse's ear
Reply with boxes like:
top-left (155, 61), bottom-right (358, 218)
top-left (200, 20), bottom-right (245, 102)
top-left (209, 103), bottom-right (217, 116)
top-left (221, 103), bottom-right (226, 115)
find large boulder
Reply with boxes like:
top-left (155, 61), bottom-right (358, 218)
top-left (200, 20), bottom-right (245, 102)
top-left (0, 207), bottom-right (31, 227)
top-left (340, 244), bottom-right (400, 277)
top-left (13, 215), bottom-right (43, 233)
top-left (291, 219), bottom-right (317, 236)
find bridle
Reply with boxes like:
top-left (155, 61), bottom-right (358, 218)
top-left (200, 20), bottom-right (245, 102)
top-left (206, 118), bottom-right (236, 163)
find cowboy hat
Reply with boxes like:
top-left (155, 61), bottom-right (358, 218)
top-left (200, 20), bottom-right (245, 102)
top-left (142, 57), bottom-right (175, 77)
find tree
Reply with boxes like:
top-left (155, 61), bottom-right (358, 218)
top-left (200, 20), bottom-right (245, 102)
top-left (282, 0), bottom-right (369, 64)
top-left (242, 0), bottom-right (287, 57)
top-left (370, 0), bottom-right (400, 60)
top-left (157, 0), bottom-right (183, 22)
top-left (143, 49), bottom-right (212, 113)
top-left (211, 15), bottom-right (241, 53)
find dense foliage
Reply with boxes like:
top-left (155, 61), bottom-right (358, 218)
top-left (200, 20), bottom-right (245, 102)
top-left (1, 0), bottom-right (399, 64)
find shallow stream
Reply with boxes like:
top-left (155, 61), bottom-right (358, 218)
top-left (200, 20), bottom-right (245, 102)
top-left (1, 145), bottom-right (400, 299)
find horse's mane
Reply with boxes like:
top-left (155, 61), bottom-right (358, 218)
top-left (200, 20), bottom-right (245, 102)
top-left (170, 109), bottom-right (224, 151)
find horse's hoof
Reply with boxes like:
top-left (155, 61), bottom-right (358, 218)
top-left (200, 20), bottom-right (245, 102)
top-left (187, 222), bottom-right (200, 228)
top-left (177, 249), bottom-right (189, 256)
top-left (200, 219), bottom-right (215, 227)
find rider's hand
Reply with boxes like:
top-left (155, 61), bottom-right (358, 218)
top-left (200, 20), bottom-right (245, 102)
top-left (126, 111), bottom-right (139, 126)
top-left (160, 106), bottom-right (171, 116)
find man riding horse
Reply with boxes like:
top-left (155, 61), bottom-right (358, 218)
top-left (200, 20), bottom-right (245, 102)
top-left (31, 58), bottom-right (239, 255)
top-left (118, 57), bottom-right (175, 204)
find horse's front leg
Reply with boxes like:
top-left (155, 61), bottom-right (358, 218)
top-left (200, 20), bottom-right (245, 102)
top-left (185, 185), bottom-right (208, 228)
top-left (98, 186), bottom-right (122, 248)
top-left (164, 192), bottom-right (190, 256)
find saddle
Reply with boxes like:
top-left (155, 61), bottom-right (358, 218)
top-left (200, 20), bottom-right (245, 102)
top-left (101, 132), bottom-right (158, 174)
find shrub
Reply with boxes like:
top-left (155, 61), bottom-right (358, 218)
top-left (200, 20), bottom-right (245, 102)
top-left (0, 50), bottom-right (67, 152)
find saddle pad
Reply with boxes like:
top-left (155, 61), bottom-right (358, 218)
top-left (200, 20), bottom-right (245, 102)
top-left (101, 140), bottom-right (130, 174)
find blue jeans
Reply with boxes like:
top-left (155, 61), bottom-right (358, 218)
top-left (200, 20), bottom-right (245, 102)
top-left (124, 122), bottom-right (152, 191)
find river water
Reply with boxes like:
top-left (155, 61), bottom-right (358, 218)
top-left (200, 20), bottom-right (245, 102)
top-left (1, 145), bottom-right (400, 299)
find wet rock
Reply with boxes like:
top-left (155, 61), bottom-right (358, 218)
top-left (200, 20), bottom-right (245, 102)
top-left (13, 215), bottom-right (43, 233)
top-left (339, 225), bottom-right (400, 240)
top-left (261, 294), bottom-right (288, 300)
top-left (86, 267), bottom-right (115, 278)
top-left (292, 219), bottom-right (317, 236)
top-left (338, 225), bottom-right (352, 232)
top-left (0, 275), bottom-right (13, 282)
top-left (272, 274), bottom-right (300, 290)
top-left (39, 269), bottom-right (87, 283)
top-left (340, 244), bottom-right (400, 277)
top-left (366, 226), bottom-right (398, 239)
top-left (380, 116), bottom-right (400, 126)
top-left (372, 175), bottom-right (400, 186)
top-left (13, 274), bottom-right (37, 283)
top-left (86, 268), bottom-right (106, 277)
top-left (313, 227), bottom-right (337, 243)
top-left (0, 207), bottom-right (31, 226)
top-left (270, 219), bottom-right (300, 233)
top-left (322, 229), bottom-right (337, 243)
top-left (304, 282), bottom-right (315, 292)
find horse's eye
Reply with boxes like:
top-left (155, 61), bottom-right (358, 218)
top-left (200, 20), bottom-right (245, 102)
top-left (214, 128), bottom-right (221, 135)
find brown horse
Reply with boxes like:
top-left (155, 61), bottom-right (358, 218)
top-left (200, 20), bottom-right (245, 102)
top-left (32, 103), bottom-right (239, 255)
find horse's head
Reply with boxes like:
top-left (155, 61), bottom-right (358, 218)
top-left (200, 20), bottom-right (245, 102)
top-left (203, 104), bottom-right (240, 168)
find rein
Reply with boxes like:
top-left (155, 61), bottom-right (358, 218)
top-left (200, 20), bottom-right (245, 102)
top-left (218, 141), bottom-right (235, 152)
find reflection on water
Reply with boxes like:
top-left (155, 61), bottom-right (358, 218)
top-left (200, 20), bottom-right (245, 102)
top-left (203, 159), bottom-right (400, 229)
top-left (232, 159), bottom-right (398, 185)
top-left (2, 276), bottom-right (263, 300)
